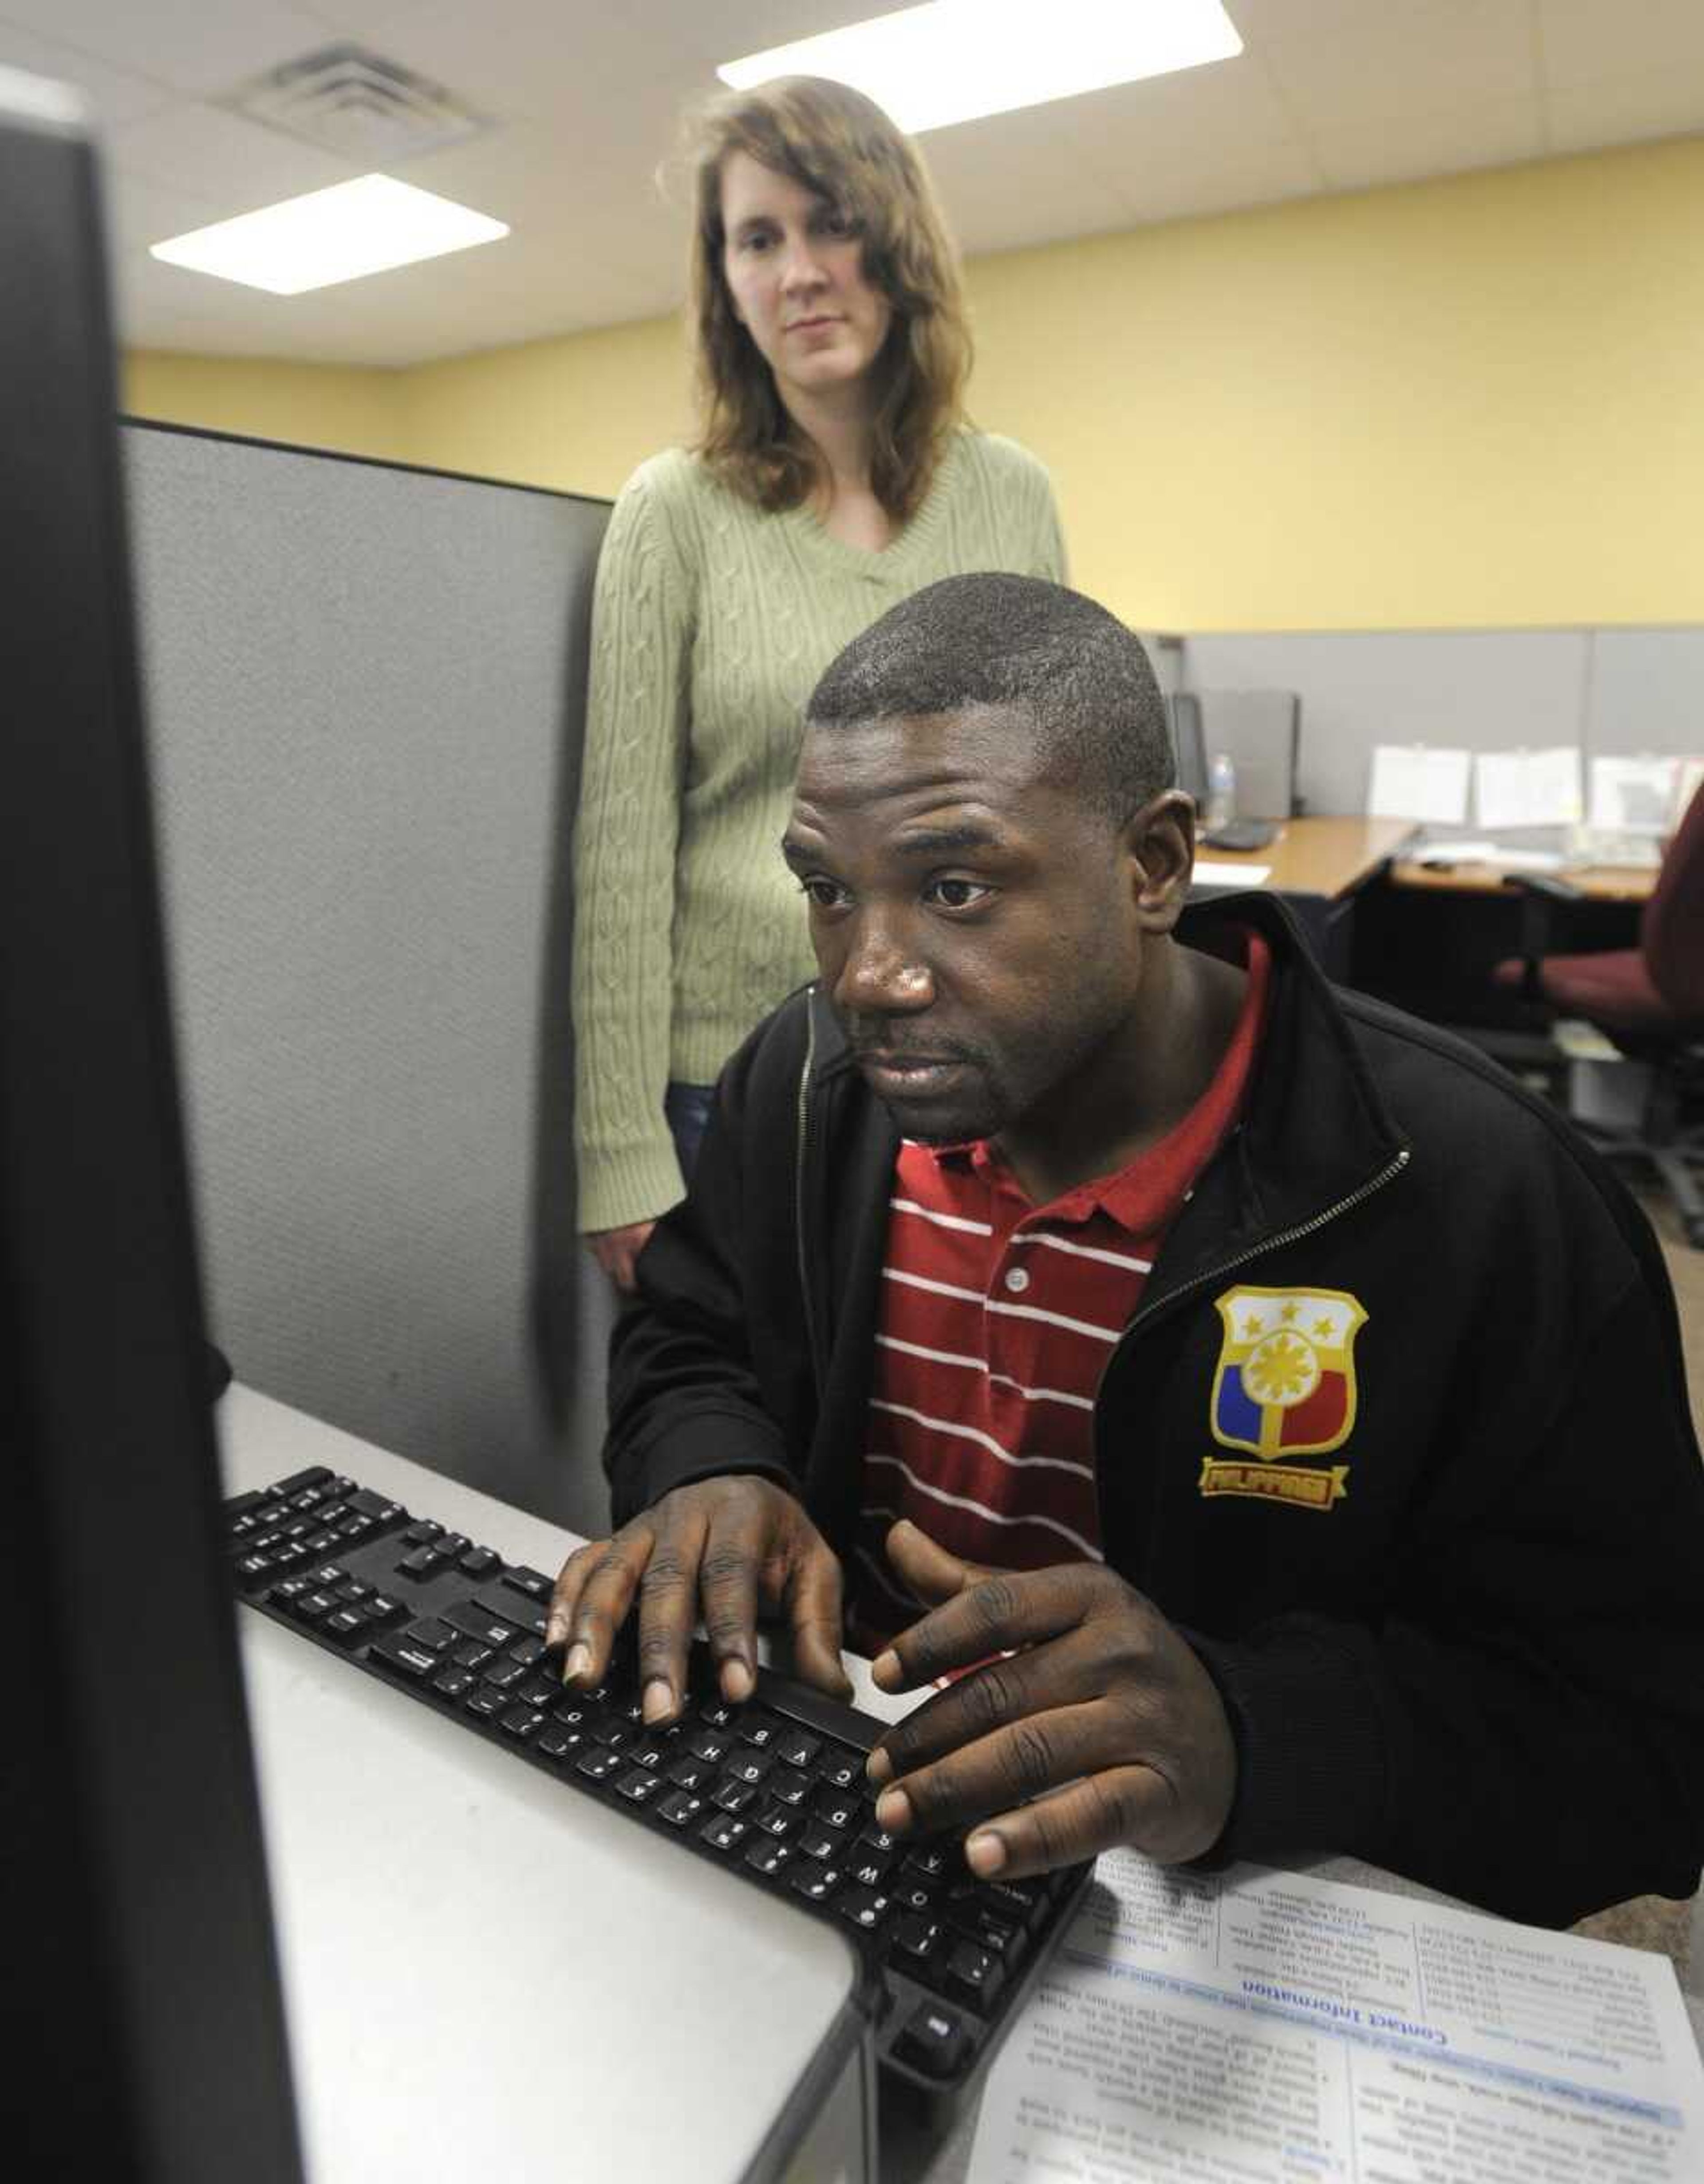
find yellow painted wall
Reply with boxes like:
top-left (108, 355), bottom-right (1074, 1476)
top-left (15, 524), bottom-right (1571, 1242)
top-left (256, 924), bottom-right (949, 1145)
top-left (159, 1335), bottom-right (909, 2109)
top-left (122, 134), bottom-right (1704, 631)
top-left (122, 350), bottom-right (410, 464)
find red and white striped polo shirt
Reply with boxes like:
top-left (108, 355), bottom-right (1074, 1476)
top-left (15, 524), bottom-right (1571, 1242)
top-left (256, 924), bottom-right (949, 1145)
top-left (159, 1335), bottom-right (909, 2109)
top-left (846, 934), bottom-right (1272, 1654)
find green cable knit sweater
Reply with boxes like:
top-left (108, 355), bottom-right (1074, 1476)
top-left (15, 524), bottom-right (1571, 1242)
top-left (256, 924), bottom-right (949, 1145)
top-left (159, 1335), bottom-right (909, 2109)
top-left (572, 428), bottom-right (1066, 1233)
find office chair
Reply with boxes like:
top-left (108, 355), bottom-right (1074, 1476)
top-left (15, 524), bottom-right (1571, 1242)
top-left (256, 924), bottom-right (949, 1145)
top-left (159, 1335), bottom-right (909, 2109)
top-left (1492, 781), bottom-right (1704, 1245)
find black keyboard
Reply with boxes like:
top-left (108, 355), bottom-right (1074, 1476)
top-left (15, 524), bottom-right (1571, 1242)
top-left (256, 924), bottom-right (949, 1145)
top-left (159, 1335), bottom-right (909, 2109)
top-left (225, 1463), bottom-right (1093, 2102)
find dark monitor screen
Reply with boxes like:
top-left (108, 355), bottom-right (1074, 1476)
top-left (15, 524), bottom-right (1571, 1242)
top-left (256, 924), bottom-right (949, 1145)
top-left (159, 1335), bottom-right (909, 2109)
top-left (0, 71), bottom-right (304, 2184)
top-left (1168, 689), bottom-right (1209, 808)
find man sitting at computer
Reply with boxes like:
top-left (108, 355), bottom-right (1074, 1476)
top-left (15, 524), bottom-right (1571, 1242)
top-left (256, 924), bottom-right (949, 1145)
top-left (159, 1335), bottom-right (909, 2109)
top-left (547, 574), bottom-right (1704, 1927)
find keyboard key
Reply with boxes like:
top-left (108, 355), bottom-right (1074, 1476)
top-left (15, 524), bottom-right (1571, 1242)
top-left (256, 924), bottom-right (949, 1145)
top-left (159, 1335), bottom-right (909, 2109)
top-left (576, 1748), bottom-right (623, 1783)
top-left (271, 1466), bottom-right (333, 1498)
top-left (481, 1659), bottom-right (528, 1692)
top-left (727, 1750), bottom-right (774, 1788)
top-left (536, 1727), bottom-right (584, 1761)
top-left (700, 1814), bottom-right (750, 1853)
top-left (950, 1905), bottom-right (1027, 1969)
top-left (451, 1640), bottom-right (495, 1670)
top-left (473, 1586), bottom-right (547, 1640)
top-left (666, 1755), bottom-right (713, 1792)
top-left (737, 1711), bottom-right (782, 1751)
top-left (590, 1720), bottom-right (634, 1752)
top-left (767, 1767), bottom-right (812, 1807)
top-left (744, 1838), bottom-right (794, 1877)
top-left (891, 1915), bottom-right (949, 1973)
top-left (233, 1554), bottom-right (275, 1584)
top-left (508, 1636), bottom-right (548, 1667)
top-left (777, 1730), bottom-right (822, 1770)
top-left (902, 1845), bottom-right (955, 1883)
top-left (789, 1864), bottom-right (842, 1904)
top-left (944, 1940), bottom-right (1004, 2010)
top-left (893, 2003), bottom-right (970, 2081)
top-left (458, 1547), bottom-right (500, 1578)
top-left (686, 1728), bottom-right (730, 1764)
top-left (224, 1488), bottom-right (277, 1521)
top-left (293, 1590), bottom-right (340, 1623)
top-left (371, 1636), bottom-right (439, 1679)
top-left (891, 1878), bottom-right (938, 1916)
top-left (402, 1618), bottom-right (457, 1653)
top-left (698, 1698), bottom-right (736, 1730)
top-left (845, 1849), bottom-right (895, 1889)
top-left (310, 1564), bottom-right (347, 1589)
top-left (552, 1699), bottom-right (591, 1727)
top-left (501, 1707), bottom-right (547, 1743)
top-left (266, 1578), bottom-right (309, 1606)
top-left (345, 1488), bottom-right (403, 1521)
top-left (657, 1790), bottom-right (705, 1828)
top-left (402, 1519), bottom-right (444, 1545)
top-left (818, 1756), bottom-right (861, 1792)
top-left (444, 1602), bottom-right (521, 1650)
top-left (858, 1822), bottom-right (901, 1855)
top-left (711, 1779), bottom-right (756, 1815)
top-left (752, 1802), bottom-right (799, 1841)
top-left (463, 1689), bottom-right (505, 1721)
top-left (335, 1579), bottom-right (374, 1603)
top-left (814, 1790), bottom-right (860, 1832)
top-left (627, 1739), bottom-right (667, 1771)
top-left (519, 1678), bottom-right (558, 1709)
top-left (431, 1670), bottom-right (475, 1700)
top-left (797, 1825), bottom-right (847, 1863)
top-left (836, 1886), bottom-right (891, 1934)
top-left (501, 1566), bottom-right (552, 1602)
top-left (322, 1609), bottom-right (365, 1644)
top-left (398, 1546), bottom-right (448, 1579)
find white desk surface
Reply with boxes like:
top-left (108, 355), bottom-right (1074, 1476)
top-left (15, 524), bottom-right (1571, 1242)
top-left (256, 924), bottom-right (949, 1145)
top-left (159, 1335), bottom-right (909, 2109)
top-left (222, 1386), bottom-right (1704, 2184)
top-left (220, 1385), bottom-right (866, 2184)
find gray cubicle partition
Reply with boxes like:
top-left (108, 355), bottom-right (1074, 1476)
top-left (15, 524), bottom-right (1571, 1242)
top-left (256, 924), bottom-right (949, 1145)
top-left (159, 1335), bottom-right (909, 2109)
top-left (125, 422), bottom-right (615, 1535)
top-left (1182, 626), bottom-right (1704, 818)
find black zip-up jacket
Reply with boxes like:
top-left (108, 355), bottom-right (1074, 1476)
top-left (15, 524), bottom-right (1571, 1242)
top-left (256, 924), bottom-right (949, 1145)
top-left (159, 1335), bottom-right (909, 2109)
top-left (605, 894), bottom-right (1704, 1926)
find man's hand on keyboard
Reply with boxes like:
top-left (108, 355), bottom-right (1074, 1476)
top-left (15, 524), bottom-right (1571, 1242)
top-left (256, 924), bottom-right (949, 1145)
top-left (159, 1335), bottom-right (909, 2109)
top-left (862, 1522), bottom-right (1236, 1879)
top-left (546, 1476), bottom-right (854, 1727)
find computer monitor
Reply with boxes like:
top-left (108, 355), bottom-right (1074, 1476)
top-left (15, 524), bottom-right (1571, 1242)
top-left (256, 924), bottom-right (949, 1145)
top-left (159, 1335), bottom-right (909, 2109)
top-left (1168, 689), bottom-right (1209, 807)
top-left (0, 69), bottom-right (304, 2183)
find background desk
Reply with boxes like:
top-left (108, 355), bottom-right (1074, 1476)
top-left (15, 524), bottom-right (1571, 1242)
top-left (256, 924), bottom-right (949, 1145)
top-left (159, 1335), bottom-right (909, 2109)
top-left (1388, 853), bottom-right (1659, 905)
top-left (1191, 814), bottom-right (1416, 974)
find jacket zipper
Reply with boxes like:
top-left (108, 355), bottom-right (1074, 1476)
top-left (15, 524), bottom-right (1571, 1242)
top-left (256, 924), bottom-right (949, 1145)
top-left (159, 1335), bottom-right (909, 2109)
top-left (794, 1002), bottom-right (822, 1391)
top-left (1100, 1144), bottom-right (1413, 1377)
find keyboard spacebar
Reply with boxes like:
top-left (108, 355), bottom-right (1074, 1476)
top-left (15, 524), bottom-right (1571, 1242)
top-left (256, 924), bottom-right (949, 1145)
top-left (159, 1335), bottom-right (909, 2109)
top-left (753, 1664), bottom-right (880, 1754)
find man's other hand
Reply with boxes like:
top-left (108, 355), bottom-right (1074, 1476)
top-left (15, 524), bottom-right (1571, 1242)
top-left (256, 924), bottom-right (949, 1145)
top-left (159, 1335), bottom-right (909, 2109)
top-left (545, 1476), bottom-right (852, 1727)
top-left (584, 1219), bottom-right (656, 1294)
top-left (864, 1522), bottom-right (1236, 1878)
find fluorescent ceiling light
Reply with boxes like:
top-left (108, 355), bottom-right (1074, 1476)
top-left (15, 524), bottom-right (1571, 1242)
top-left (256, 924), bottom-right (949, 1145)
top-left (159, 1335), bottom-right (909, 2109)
top-left (150, 174), bottom-right (507, 295)
top-left (718, 0), bottom-right (1242, 135)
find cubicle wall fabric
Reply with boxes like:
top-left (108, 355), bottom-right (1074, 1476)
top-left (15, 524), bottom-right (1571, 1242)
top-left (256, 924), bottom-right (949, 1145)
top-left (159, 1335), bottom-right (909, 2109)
top-left (1183, 628), bottom-right (1704, 821)
top-left (125, 424), bottom-right (615, 1533)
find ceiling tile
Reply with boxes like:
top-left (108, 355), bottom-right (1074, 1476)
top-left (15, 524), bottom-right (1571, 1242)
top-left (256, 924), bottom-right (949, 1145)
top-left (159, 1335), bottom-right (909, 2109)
top-left (1310, 94), bottom-right (1545, 192)
top-left (1546, 63), bottom-right (1704, 156)
top-left (920, 102), bottom-right (1137, 259)
top-left (0, 20), bottom-right (173, 126)
top-left (110, 100), bottom-right (358, 219)
top-left (1224, 0), bottom-right (1434, 39)
top-left (1538, 0), bottom-right (1704, 92)
top-left (0, 0), bottom-right (333, 98)
top-left (1263, 0), bottom-right (1537, 130)
top-left (1112, 136), bottom-right (1321, 227)
top-left (1037, 55), bottom-right (1318, 200)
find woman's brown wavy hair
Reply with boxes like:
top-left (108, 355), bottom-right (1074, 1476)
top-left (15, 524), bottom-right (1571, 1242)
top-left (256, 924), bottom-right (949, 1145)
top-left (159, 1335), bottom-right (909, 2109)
top-left (685, 75), bottom-right (971, 524)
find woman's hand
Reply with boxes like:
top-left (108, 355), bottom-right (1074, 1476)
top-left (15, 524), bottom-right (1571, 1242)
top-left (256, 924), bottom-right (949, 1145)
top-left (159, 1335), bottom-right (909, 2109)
top-left (585, 1220), bottom-right (657, 1294)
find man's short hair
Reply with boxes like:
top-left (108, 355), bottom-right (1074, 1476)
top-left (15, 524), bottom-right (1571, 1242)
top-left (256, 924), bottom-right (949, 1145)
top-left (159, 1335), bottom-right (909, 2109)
top-left (805, 573), bottom-right (1174, 824)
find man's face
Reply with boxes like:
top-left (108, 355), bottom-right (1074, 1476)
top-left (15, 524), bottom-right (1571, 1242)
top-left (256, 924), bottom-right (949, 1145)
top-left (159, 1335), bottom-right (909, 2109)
top-left (784, 707), bottom-right (1179, 1148)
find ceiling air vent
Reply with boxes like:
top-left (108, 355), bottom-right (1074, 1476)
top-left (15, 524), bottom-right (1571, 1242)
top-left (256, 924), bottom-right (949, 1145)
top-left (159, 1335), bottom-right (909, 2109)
top-left (221, 44), bottom-right (491, 165)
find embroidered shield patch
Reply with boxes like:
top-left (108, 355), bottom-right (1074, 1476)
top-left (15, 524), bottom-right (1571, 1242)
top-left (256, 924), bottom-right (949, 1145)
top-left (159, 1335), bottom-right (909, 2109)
top-left (1210, 1285), bottom-right (1367, 1459)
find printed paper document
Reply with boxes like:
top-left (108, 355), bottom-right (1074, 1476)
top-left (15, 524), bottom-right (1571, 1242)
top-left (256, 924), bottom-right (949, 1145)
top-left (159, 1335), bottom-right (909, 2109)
top-left (970, 1850), bottom-right (1703, 2182)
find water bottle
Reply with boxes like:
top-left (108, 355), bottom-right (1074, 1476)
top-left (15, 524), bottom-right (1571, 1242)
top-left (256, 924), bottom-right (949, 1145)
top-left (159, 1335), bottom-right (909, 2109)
top-left (1205, 752), bottom-right (1237, 831)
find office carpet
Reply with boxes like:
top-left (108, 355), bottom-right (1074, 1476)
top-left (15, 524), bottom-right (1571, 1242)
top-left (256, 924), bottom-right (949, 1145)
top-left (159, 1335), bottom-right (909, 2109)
top-left (1566, 1188), bottom-right (1701, 1988)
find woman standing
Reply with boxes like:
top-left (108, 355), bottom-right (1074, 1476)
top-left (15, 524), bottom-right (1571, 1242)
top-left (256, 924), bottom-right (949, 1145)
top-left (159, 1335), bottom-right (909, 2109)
top-left (574, 75), bottom-right (1065, 1290)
